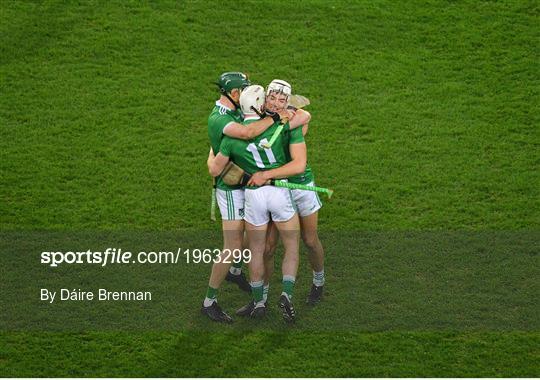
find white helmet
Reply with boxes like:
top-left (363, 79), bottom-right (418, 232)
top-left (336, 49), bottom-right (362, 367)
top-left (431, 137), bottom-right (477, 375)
top-left (239, 85), bottom-right (265, 115)
top-left (266, 79), bottom-right (292, 101)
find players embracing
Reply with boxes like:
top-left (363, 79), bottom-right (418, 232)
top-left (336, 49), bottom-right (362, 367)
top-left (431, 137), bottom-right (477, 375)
top-left (202, 72), bottom-right (326, 323)
top-left (201, 72), bottom-right (288, 323)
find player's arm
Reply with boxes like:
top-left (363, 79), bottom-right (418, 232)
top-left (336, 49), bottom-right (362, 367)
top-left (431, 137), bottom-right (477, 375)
top-left (288, 109), bottom-right (311, 129)
top-left (247, 142), bottom-right (307, 186)
top-left (208, 152), bottom-right (230, 177)
top-left (223, 109), bottom-right (291, 140)
top-left (206, 147), bottom-right (215, 172)
top-left (302, 123), bottom-right (309, 136)
top-left (208, 140), bottom-right (232, 177)
top-left (264, 142), bottom-right (307, 179)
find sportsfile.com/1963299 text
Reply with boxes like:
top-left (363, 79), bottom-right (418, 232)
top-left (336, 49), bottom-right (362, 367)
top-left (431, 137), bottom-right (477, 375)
top-left (40, 248), bottom-right (252, 267)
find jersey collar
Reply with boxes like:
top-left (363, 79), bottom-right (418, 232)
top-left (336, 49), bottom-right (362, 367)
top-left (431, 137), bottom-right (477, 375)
top-left (215, 100), bottom-right (233, 111)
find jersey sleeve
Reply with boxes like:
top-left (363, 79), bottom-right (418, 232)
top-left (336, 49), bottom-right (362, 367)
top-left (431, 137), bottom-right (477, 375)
top-left (208, 113), bottom-right (237, 153)
top-left (214, 114), bottom-right (236, 135)
top-left (288, 125), bottom-right (305, 144)
top-left (219, 137), bottom-right (232, 157)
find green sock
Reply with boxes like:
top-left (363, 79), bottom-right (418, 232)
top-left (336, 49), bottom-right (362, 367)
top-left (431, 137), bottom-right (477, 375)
top-left (282, 275), bottom-right (295, 299)
top-left (204, 286), bottom-right (218, 307)
top-left (263, 284), bottom-right (269, 302)
top-left (251, 280), bottom-right (264, 303)
top-left (206, 286), bottom-right (218, 300)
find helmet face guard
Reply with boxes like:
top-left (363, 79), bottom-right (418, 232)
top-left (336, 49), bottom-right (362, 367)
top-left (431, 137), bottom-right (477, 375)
top-left (265, 79), bottom-right (292, 112)
top-left (266, 79), bottom-right (292, 103)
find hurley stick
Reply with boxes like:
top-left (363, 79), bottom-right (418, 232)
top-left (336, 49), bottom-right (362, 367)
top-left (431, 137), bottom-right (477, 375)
top-left (210, 178), bottom-right (217, 221)
top-left (271, 180), bottom-right (334, 198)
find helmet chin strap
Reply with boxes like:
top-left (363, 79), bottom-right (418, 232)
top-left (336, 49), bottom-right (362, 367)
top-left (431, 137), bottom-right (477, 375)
top-left (221, 88), bottom-right (240, 110)
top-left (250, 106), bottom-right (265, 118)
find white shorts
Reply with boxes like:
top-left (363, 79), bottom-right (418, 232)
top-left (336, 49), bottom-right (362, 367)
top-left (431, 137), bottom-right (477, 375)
top-left (217, 189), bottom-right (245, 221)
top-left (291, 181), bottom-right (323, 217)
top-left (244, 186), bottom-right (296, 226)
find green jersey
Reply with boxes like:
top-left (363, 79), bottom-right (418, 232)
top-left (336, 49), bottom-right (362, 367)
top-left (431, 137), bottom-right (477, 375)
top-left (283, 125), bottom-right (314, 184)
top-left (208, 101), bottom-right (243, 190)
top-left (219, 117), bottom-right (300, 188)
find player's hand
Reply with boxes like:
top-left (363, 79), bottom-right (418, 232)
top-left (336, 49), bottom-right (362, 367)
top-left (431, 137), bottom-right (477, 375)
top-left (277, 109), bottom-right (295, 122)
top-left (265, 110), bottom-right (280, 123)
top-left (247, 171), bottom-right (269, 187)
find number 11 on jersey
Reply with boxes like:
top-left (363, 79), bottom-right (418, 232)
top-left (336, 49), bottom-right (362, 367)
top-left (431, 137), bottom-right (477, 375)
top-left (246, 138), bottom-right (276, 169)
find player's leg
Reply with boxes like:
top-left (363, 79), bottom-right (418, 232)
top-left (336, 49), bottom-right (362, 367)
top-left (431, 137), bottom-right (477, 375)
top-left (263, 221), bottom-right (279, 304)
top-left (275, 214), bottom-right (300, 293)
top-left (274, 214), bottom-right (300, 323)
top-left (225, 248), bottom-right (251, 292)
top-left (300, 211), bottom-right (325, 304)
top-left (236, 187), bottom-right (270, 318)
top-left (222, 191), bottom-right (250, 292)
top-left (269, 187), bottom-right (300, 322)
top-left (225, 213), bottom-right (249, 291)
top-left (201, 189), bottom-right (245, 323)
top-left (292, 184), bottom-right (325, 305)
top-left (243, 221), bottom-right (267, 317)
top-left (207, 220), bottom-right (244, 289)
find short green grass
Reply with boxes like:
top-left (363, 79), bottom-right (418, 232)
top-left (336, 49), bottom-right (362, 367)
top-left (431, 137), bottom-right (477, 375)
top-left (1, 0), bottom-right (538, 377)
top-left (1, 331), bottom-right (538, 377)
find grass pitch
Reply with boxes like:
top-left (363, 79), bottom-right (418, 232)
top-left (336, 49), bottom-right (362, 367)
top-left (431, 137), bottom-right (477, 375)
top-left (1, 0), bottom-right (538, 377)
